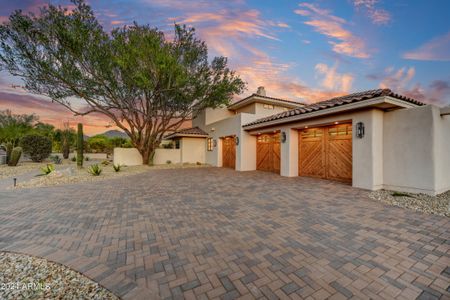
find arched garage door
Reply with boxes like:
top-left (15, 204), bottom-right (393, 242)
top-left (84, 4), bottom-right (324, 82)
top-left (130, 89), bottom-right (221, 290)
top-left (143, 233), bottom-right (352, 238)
top-left (299, 123), bottom-right (352, 182)
top-left (257, 133), bottom-right (280, 173)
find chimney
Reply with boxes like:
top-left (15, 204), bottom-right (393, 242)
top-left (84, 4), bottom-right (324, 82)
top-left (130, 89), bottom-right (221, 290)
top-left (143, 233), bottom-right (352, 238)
top-left (256, 86), bottom-right (266, 96)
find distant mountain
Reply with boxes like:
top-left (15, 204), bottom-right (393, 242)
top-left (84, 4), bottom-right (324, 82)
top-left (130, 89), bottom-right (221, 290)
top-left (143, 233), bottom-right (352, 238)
top-left (100, 130), bottom-right (129, 139)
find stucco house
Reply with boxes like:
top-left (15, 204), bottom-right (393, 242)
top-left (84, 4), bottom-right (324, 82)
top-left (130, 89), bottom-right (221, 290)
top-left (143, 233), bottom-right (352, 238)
top-left (115, 87), bottom-right (450, 196)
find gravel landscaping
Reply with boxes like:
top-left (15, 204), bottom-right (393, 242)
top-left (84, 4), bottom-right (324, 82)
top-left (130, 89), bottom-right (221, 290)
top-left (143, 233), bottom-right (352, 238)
top-left (0, 252), bottom-right (118, 300)
top-left (3, 161), bottom-right (208, 189)
top-left (0, 161), bottom-right (73, 180)
top-left (369, 189), bottom-right (450, 217)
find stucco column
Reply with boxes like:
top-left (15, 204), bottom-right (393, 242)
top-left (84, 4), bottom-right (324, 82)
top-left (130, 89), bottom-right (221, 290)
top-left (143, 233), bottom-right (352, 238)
top-left (352, 109), bottom-right (384, 190)
top-left (237, 131), bottom-right (256, 171)
top-left (280, 128), bottom-right (298, 177)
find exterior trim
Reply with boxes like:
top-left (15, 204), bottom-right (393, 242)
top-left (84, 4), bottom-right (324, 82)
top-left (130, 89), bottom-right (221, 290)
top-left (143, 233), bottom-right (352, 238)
top-left (228, 94), bottom-right (304, 110)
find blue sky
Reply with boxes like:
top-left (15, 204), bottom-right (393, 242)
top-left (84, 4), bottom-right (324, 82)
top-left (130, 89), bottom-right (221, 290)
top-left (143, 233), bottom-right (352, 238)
top-left (0, 0), bottom-right (449, 133)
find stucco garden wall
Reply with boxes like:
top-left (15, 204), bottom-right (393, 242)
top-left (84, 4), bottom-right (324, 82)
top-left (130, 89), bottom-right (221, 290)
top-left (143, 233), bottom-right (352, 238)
top-left (113, 148), bottom-right (143, 166)
top-left (383, 105), bottom-right (450, 195)
top-left (153, 149), bottom-right (181, 165)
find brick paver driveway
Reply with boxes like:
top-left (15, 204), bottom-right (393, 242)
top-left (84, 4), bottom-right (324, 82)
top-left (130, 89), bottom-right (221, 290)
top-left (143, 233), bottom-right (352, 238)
top-left (0, 168), bottom-right (449, 300)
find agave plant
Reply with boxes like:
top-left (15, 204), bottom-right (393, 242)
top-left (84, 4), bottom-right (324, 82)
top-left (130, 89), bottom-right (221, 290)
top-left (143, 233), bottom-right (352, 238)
top-left (87, 164), bottom-right (102, 176)
top-left (40, 164), bottom-right (55, 175)
top-left (113, 164), bottom-right (121, 172)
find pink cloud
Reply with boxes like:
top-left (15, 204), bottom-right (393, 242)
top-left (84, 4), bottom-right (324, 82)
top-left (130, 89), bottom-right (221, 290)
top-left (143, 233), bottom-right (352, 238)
top-left (352, 0), bottom-right (391, 25)
top-left (315, 63), bottom-right (354, 92)
top-left (403, 32), bottom-right (450, 61)
top-left (295, 3), bottom-right (370, 58)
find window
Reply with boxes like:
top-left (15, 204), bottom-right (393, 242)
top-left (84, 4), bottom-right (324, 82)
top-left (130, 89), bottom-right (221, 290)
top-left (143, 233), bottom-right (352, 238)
top-left (207, 138), bottom-right (213, 151)
top-left (174, 139), bottom-right (180, 149)
top-left (263, 104), bottom-right (274, 110)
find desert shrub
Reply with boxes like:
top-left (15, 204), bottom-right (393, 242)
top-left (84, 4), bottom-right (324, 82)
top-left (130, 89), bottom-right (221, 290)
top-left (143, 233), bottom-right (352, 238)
top-left (196, 162), bottom-right (202, 165)
top-left (87, 135), bottom-right (111, 153)
top-left (101, 160), bottom-right (110, 165)
top-left (113, 164), bottom-right (121, 172)
top-left (8, 146), bottom-right (22, 166)
top-left (71, 156), bottom-right (76, 162)
top-left (4, 141), bottom-right (13, 164)
top-left (87, 164), bottom-right (102, 176)
top-left (166, 160), bottom-right (171, 164)
top-left (85, 156), bottom-right (90, 161)
top-left (40, 164), bottom-right (55, 175)
top-left (49, 155), bottom-right (62, 164)
top-left (20, 134), bottom-right (52, 162)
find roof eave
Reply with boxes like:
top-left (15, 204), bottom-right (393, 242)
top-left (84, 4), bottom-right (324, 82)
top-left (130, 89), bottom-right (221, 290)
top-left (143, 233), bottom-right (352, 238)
top-left (243, 96), bottom-right (422, 130)
top-left (164, 134), bottom-right (209, 140)
top-left (228, 94), bottom-right (302, 110)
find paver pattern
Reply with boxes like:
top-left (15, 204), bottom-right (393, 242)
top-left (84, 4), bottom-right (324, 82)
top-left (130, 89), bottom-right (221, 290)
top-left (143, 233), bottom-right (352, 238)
top-left (0, 168), bottom-right (449, 300)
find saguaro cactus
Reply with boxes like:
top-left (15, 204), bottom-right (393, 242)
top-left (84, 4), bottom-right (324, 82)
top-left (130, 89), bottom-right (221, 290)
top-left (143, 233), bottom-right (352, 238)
top-left (77, 123), bottom-right (84, 167)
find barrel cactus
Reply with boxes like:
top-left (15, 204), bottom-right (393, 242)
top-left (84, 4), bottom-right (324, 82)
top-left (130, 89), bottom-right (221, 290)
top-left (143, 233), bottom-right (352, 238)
top-left (8, 146), bottom-right (22, 166)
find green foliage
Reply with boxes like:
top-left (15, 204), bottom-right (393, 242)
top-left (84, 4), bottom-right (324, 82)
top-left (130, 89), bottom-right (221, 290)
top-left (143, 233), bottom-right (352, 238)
top-left (87, 164), bottom-right (102, 176)
top-left (77, 123), bottom-right (83, 167)
top-left (88, 135), bottom-right (111, 153)
top-left (8, 146), bottom-right (22, 166)
top-left (392, 192), bottom-right (414, 198)
top-left (49, 155), bottom-right (62, 164)
top-left (71, 156), bottom-right (76, 162)
top-left (0, 0), bottom-right (245, 164)
top-left (19, 135), bottom-right (52, 162)
top-left (85, 156), bottom-right (90, 161)
top-left (0, 110), bottom-right (38, 145)
top-left (113, 164), bottom-right (121, 172)
top-left (40, 164), bottom-right (55, 175)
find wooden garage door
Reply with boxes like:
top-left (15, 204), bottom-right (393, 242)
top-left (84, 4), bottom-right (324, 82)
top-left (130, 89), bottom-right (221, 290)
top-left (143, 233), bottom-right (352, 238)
top-left (257, 133), bottom-right (280, 173)
top-left (299, 123), bottom-right (352, 182)
top-left (222, 136), bottom-right (236, 169)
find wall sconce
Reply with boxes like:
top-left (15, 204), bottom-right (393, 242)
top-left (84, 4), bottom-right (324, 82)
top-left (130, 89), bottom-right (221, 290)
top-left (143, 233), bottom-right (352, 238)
top-left (280, 131), bottom-right (287, 143)
top-left (213, 139), bottom-right (217, 147)
top-left (356, 122), bottom-right (365, 138)
top-left (235, 136), bottom-right (239, 145)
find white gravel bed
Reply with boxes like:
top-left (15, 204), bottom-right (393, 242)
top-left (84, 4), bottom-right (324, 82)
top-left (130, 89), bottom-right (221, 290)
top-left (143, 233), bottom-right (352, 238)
top-left (8, 162), bottom-right (209, 189)
top-left (369, 189), bottom-right (450, 217)
top-left (0, 161), bottom-right (72, 180)
top-left (0, 252), bottom-right (118, 300)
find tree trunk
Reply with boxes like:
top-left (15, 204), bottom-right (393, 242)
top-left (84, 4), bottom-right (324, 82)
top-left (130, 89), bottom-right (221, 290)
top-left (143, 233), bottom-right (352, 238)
top-left (139, 144), bottom-right (156, 165)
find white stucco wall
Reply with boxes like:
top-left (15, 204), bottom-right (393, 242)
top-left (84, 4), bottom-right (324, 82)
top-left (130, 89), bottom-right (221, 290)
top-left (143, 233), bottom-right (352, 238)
top-left (113, 148), bottom-right (143, 166)
top-left (153, 149), bottom-right (181, 165)
top-left (435, 109), bottom-right (450, 193)
top-left (114, 148), bottom-right (181, 165)
top-left (383, 105), bottom-right (450, 195)
top-left (181, 138), bottom-right (206, 164)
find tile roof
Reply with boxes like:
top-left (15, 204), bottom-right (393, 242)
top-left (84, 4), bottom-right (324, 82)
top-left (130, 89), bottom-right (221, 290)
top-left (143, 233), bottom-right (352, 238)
top-left (228, 93), bottom-right (305, 109)
top-left (165, 127), bottom-right (208, 139)
top-left (243, 89), bottom-right (425, 128)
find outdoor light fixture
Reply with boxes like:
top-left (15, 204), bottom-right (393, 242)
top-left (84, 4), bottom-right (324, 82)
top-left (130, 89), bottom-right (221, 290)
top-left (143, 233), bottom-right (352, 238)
top-left (304, 126), bottom-right (308, 129)
top-left (235, 136), bottom-right (239, 145)
top-left (356, 122), bottom-right (365, 138)
top-left (334, 121), bottom-right (339, 124)
top-left (281, 131), bottom-right (287, 143)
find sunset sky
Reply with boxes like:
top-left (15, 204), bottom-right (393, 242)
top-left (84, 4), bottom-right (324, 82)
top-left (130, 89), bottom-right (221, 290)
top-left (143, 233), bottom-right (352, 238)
top-left (0, 0), bottom-right (449, 135)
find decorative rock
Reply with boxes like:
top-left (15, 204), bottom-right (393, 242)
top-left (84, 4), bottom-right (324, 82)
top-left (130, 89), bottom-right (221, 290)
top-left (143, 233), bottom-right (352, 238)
top-left (369, 189), bottom-right (450, 217)
top-left (0, 252), bottom-right (118, 300)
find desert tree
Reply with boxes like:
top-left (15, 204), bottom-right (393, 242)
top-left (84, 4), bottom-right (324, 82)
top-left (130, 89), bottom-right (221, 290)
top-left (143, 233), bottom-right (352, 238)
top-left (0, 0), bottom-right (245, 163)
